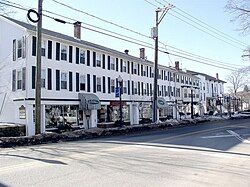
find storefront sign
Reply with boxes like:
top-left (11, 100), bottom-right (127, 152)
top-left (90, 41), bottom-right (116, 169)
top-left (19, 105), bottom-right (26, 119)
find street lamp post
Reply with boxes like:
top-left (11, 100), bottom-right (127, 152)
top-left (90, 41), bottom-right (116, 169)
top-left (118, 75), bottom-right (123, 127)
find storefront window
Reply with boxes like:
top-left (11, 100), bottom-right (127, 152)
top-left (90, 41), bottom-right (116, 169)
top-left (45, 105), bottom-right (79, 129)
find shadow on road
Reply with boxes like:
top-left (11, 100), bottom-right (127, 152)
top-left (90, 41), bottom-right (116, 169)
top-left (0, 153), bottom-right (67, 165)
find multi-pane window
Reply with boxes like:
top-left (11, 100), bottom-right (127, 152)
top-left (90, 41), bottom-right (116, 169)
top-left (133, 64), bottom-right (137, 74)
top-left (111, 79), bottom-right (115, 92)
top-left (123, 61), bottom-right (126, 72)
top-left (184, 89), bottom-right (187, 98)
top-left (61, 72), bottom-right (67, 89)
top-left (96, 53), bottom-right (101, 67)
top-left (80, 75), bottom-right (86, 91)
top-left (134, 82), bottom-right (137, 94)
top-left (41, 40), bottom-right (46, 57)
top-left (143, 83), bottom-right (146, 95)
top-left (61, 45), bottom-right (67, 61)
top-left (41, 69), bottom-right (46, 88)
top-left (123, 81), bottom-right (127, 94)
top-left (17, 40), bottom-right (22, 58)
top-left (17, 70), bottom-right (22, 89)
top-left (80, 49), bottom-right (85, 64)
top-left (97, 77), bottom-right (101, 92)
top-left (207, 83), bottom-right (209, 93)
top-left (176, 74), bottom-right (179, 82)
top-left (110, 57), bottom-right (115, 70)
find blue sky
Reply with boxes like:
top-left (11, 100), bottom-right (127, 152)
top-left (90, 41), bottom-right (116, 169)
top-left (8, 0), bottom-right (250, 90)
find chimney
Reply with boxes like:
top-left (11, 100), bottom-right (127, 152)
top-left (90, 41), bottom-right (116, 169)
top-left (216, 73), bottom-right (219, 80)
top-left (124, 49), bottom-right (129, 55)
top-left (74, 21), bottom-right (81, 39)
top-left (140, 48), bottom-right (145, 59)
top-left (175, 61), bottom-right (180, 70)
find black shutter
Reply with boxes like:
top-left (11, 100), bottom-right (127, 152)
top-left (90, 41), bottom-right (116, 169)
top-left (108, 56), bottom-right (110, 70)
top-left (141, 65), bottom-right (143, 76)
top-left (32, 66), bottom-right (36, 89)
top-left (131, 62), bottom-right (133, 74)
top-left (48, 40), bottom-right (52, 59)
top-left (120, 59), bottom-right (123, 72)
top-left (93, 51), bottom-right (96, 67)
top-left (69, 71), bottom-right (72, 91)
top-left (87, 50), bottom-right (90, 66)
top-left (102, 54), bottom-right (105, 69)
top-left (147, 83), bottom-right (149, 96)
top-left (48, 68), bottom-right (52, 90)
top-left (141, 82), bottom-right (144, 96)
top-left (108, 77), bottom-right (111, 93)
top-left (127, 80), bottom-right (130, 95)
top-left (132, 81), bottom-right (134, 95)
top-left (93, 75), bottom-right (96, 93)
top-left (138, 82), bottom-right (140, 95)
top-left (56, 70), bottom-right (60, 90)
top-left (138, 64), bottom-right (140, 76)
top-left (22, 67), bottom-right (26, 90)
top-left (146, 66), bottom-right (149, 77)
top-left (69, 46), bottom-right (73, 63)
top-left (87, 74), bottom-right (90, 92)
top-left (56, 42), bottom-right (60, 61)
top-left (76, 73), bottom-right (79, 92)
top-left (12, 69), bottom-right (16, 91)
top-left (127, 61), bottom-right (130, 74)
top-left (32, 36), bottom-right (36, 56)
top-left (13, 39), bottom-right (16, 61)
top-left (116, 58), bottom-right (118, 71)
top-left (76, 47), bottom-right (79, 64)
top-left (150, 83), bottom-right (152, 95)
top-left (102, 76), bottom-right (106, 93)
top-left (150, 67), bottom-right (152, 78)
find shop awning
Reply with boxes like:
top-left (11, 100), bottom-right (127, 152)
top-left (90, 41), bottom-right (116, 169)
top-left (79, 93), bottom-right (101, 110)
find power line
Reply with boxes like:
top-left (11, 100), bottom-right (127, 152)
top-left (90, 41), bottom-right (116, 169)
top-left (160, 0), bottom-right (248, 47)
top-left (50, 0), bottom-right (151, 39)
top-left (145, 0), bottom-right (245, 50)
top-left (0, 1), bottom-right (237, 71)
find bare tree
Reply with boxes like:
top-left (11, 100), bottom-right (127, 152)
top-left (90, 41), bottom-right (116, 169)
top-left (225, 0), bottom-right (250, 35)
top-left (226, 66), bottom-right (250, 95)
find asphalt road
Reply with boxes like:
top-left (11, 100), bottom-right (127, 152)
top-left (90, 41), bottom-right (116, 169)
top-left (0, 119), bottom-right (250, 187)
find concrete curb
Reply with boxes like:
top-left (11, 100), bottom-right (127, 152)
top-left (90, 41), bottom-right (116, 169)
top-left (0, 116), bottom-right (248, 148)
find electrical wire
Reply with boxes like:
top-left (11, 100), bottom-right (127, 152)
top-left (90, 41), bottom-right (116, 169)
top-left (0, 1), bottom-right (238, 71)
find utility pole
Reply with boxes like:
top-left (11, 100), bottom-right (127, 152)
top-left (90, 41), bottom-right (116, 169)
top-left (35, 0), bottom-right (43, 134)
top-left (152, 5), bottom-right (173, 123)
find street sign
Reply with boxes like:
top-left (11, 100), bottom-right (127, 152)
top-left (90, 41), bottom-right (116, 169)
top-left (115, 87), bottom-right (120, 98)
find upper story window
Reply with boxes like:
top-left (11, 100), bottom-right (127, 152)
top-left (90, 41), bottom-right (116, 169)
top-left (96, 53), bottom-right (102, 67)
top-left (176, 74), bottom-right (179, 82)
top-left (123, 81), bottom-right (127, 94)
top-left (207, 83), bottom-right (209, 93)
top-left (134, 82), bottom-right (138, 94)
top-left (123, 61), bottom-right (127, 72)
top-left (80, 49), bottom-right (85, 64)
top-left (41, 69), bottom-right (46, 88)
top-left (203, 83), bottom-right (205, 90)
top-left (97, 77), bottom-right (101, 92)
top-left (17, 70), bottom-right (22, 89)
top-left (61, 72), bottom-right (67, 89)
top-left (181, 75), bottom-right (184, 83)
top-left (80, 75), bottom-right (86, 91)
top-left (133, 64), bottom-right (137, 74)
top-left (111, 79), bottom-right (115, 92)
top-left (184, 89), bottom-right (187, 98)
top-left (110, 57), bottom-right (115, 70)
top-left (41, 40), bottom-right (46, 57)
top-left (61, 45), bottom-right (67, 61)
top-left (17, 40), bottom-right (22, 58)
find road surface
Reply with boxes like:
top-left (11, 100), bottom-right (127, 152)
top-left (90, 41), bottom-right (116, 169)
top-left (0, 119), bottom-right (250, 187)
